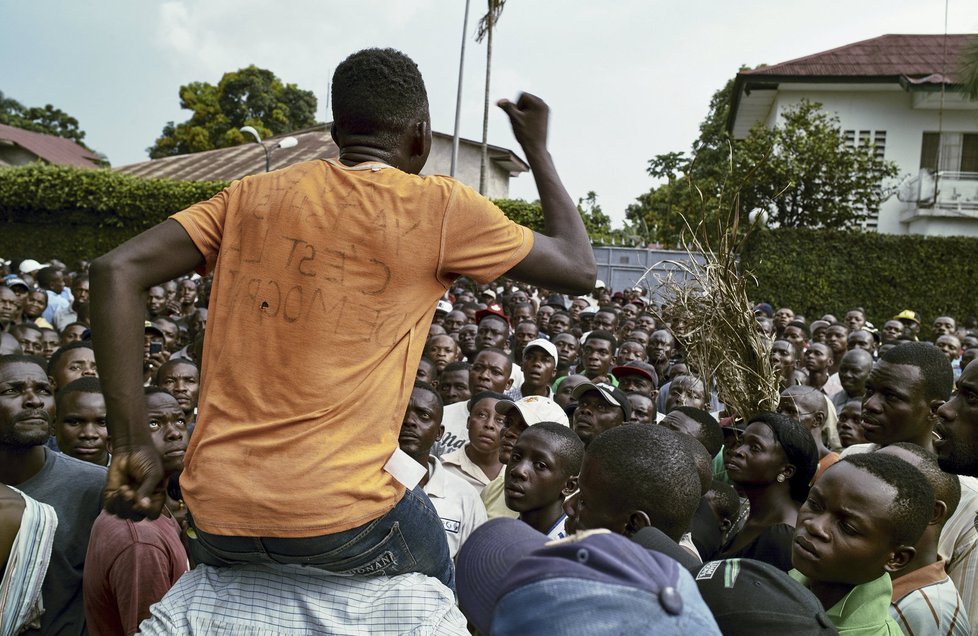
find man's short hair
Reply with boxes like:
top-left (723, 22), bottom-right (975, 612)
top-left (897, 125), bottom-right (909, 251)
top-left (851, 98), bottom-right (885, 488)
top-left (586, 424), bottom-right (700, 542)
top-left (47, 341), bottom-right (94, 376)
top-left (785, 320), bottom-right (809, 337)
top-left (10, 323), bottom-right (43, 338)
top-left (707, 482), bottom-right (740, 522)
top-left (880, 341), bottom-right (954, 402)
top-left (441, 360), bottom-right (471, 375)
top-left (524, 422), bottom-right (584, 480)
top-left (886, 442), bottom-right (961, 520)
top-left (466, 390), bottom-right (509, 411)
top-left (840, 453), bottom-right (934, 546)
top-left (584, 330), bottom-right (617, 351)
top-left (332, 48), bottom-right (429, 144)
top-left (413, 379), bottom-right (443, 407)
top-left (748, 412), bottom-right (818, 503)
top-left (0, 354), bottom-right (46, 374)
top-left (56, 376), bottom-right (103, 413)
top-left (672, 406), bottom-right (723, 456)
top-left (36, 266), bottom-right (59, 289)
top-left (155, 358), bottom-right (199, 385)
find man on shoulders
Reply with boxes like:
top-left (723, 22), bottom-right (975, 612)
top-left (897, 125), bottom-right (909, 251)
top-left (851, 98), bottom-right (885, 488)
top-left (90, 47), bottom-right (595, 590)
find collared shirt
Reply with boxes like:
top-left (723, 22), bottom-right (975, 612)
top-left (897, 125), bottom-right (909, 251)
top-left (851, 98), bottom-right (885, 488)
top-left (790, 570), bottom-right (902, 635)
top-left (423, 457), bottom-right (486, 559)
top-left (137, 564), bottom-right (469, 635)
top-left (441, 447), bottom-right (496, 494)
top-left (505, 383), bottom-right (553, 402)
top-left (546, 514), bottom-right (568, 540)
top-left (481, 472), bottom-right (519, 521)
top-left (841, 444), bottom-right (978, 626)
top-left (890, 559), bottom-right (970, 636)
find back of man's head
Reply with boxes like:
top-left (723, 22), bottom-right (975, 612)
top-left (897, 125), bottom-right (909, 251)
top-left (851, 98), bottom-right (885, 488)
top-left (585, 424), bottom-right (700, 541)
top-left (880, 341), bottom-right (953, 402)
top-left (332, 48), bottom-right (429, 145)
top-left (883, 442), bottom-right (961, 526)
top-left (671, 406), bottom-right (723, 456)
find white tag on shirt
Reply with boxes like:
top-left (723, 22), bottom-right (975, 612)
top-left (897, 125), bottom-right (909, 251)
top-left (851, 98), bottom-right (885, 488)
top-left (383, 447), bottom-right (426, 490)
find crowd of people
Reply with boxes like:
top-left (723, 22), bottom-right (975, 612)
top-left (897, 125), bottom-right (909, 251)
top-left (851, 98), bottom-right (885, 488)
top-left (3, 46), bottom-right (978, 635)
top-left (4, 253), bottom-right (978, 634)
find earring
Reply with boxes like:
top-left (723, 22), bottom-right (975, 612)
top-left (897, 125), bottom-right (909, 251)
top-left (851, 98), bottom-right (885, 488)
top-left (777, 474), bottom-right (786, 483)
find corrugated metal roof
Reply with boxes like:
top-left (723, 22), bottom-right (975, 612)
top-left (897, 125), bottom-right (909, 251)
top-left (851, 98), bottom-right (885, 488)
top-left (0, 122), bottom-right (102, 168)
top-left (741, 34), bottom-right (976, 81)
top-left (116, 124), bottom-right (529, 182)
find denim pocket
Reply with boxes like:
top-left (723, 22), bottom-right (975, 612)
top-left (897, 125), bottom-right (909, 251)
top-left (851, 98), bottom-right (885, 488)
top-left (265, 521), bottom-right (419, 576)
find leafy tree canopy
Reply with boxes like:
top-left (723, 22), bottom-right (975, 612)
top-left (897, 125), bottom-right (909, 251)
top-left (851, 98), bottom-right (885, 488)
top-left (627, 79), bottom-right (899, 247)
top-left (148, 65), bottom-right (318, 158)
top-left (0, 90), bottom-right (90, 147)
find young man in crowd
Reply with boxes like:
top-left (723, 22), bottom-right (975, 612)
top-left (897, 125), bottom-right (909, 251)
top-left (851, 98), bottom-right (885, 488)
top-left (877, 443), bottom-right (970, 635)
top-left (504, 421), bottom-right (582, 539)
top-left (435, 347), bottom-right (513, 457)
top-left (54, 377), bottom-right (110, 466)
top-left (832, 348), bottom-right (873, 414)
top-left (156, 358), bottom-right (200, 428)
top-left (790, 454), bottom-right (935, 634)
top-left (398, 382), bottom-right (486, 558)
top-left (551, 331), bottom-right (580, 380)
top-left (778, 385), bottom-right (838, 479)
top-left (84, 388), bottom-right (190, 635)
top-left (0, 354), bottom-right (106, 635)
top-left (571, 381), bottom-right (631, 448)
top-left (508, 339), bottom-right (556, 400)
top-left (441, 390), bottom-right (508, 493)
top-left (48, 341), bottom-right (98, 389)
top-left (90, 47), bottom-right (596, 591)
top-left (484, 395), bottom-right (568, 519)
top-left (436, 361), bottom-right (471, 406)
top-left (579, 330), bottom-right (616, 384)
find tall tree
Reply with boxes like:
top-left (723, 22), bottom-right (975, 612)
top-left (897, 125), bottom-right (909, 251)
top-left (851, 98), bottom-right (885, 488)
top-left (626, 81), bottom-right (898, 246)
top-left (148, 66), bottom-right (317, 158)
top-left (0, 91), bottom-right (89, 146)
top-left (476, 0), bottom-right (506, 195)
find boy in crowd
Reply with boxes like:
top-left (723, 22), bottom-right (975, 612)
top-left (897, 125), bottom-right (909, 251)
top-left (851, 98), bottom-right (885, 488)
top-left (48, 341), bottom-right (98, 390)
top-left (571, 381), bottom-right (631, 448)
top-left (84, 388), bottom-right (190, 635)
top-left (504, 422), bottom-right (583, 539)
top-left (790, 454), bottom-right (935, 634)
top-left (878, 443), bottom-right (970, 635)
top-left (54, 377), bottom-right (110, 466)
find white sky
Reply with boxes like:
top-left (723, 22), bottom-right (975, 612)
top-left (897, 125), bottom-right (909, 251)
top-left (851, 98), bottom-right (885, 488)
top-left (3, 1), bottom-right (978, 225)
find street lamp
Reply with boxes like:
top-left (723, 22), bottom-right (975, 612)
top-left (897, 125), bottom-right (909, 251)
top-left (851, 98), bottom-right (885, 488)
top-left (239, 126), bottom-right (298, 172)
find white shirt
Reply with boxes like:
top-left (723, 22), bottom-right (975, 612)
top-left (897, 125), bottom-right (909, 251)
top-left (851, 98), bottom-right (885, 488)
top-left (433, 401), bottom-right (469, 458)
top-left (424, 457), bottom-right (487, 559)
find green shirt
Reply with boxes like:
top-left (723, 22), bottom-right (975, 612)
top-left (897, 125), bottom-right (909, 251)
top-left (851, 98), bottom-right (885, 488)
top-left (789, 570), bottom-right (902, 635)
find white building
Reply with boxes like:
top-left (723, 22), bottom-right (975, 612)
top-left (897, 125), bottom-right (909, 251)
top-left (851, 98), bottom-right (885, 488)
top-left (728, 34), bottom-right (978, 236)
top-left (117, 125), bottom-right (528, 200)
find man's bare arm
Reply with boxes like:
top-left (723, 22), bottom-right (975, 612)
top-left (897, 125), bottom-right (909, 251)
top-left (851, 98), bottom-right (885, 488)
top-left (499, 93), bottom-right (597, 295)
top-left (89, 219), bottom-right (203, 519)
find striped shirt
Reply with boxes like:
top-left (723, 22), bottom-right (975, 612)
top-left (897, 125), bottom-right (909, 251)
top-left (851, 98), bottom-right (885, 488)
top-left (890, 559), bottom-right (970, 636)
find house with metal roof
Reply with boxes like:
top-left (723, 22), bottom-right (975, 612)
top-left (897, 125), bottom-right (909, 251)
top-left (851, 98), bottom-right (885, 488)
top-left (728, 34), bottom-right (978, 236)
top-left (0, 123), bottom-right (102, 169)
top-left (116, 124), bottom-right (529, 200)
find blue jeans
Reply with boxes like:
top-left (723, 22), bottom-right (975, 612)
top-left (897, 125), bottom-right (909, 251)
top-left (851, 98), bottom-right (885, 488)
top-left (186, 486), bottom-right (455, 591)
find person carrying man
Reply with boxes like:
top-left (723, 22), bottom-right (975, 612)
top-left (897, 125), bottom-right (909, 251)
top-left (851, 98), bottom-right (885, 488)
top-left (89, 47), bottom-right (596, 590)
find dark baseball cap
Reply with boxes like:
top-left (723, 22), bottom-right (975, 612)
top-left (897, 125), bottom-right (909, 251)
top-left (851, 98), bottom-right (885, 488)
top-left (572, 381), bottom-right (632, 421)
top-left (611, 360), bottom-right (659, 386)
top-left (694, 559), bottom-right (837, 635)
top-left (457, 519), bottom-right (720, 635)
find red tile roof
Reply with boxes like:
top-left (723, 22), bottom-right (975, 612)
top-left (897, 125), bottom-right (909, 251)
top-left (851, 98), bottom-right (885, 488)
top-left (0, 123), bottom-right (101, 168)
top-left (740, 34), bottom-right (976, 84)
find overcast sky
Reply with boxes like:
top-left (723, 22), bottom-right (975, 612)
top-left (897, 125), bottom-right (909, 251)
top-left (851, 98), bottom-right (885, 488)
top-left (4, 1), bottom-right (978, 224)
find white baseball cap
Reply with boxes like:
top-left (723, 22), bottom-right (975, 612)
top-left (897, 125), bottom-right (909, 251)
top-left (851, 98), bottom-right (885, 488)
top-left (523, 338), bottom-right (558, 362)
top-left (495, 395), bottom-right (569, 427)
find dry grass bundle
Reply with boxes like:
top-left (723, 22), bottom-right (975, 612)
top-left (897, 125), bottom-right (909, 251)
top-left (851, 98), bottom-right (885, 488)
top-left (639, 174), bottom-right (780, 422)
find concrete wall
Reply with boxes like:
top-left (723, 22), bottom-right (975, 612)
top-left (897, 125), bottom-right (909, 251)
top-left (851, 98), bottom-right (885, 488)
top-left (422, 136), bottom-right (513, 199)
top-left (765, 86), bottom-right (978, 236)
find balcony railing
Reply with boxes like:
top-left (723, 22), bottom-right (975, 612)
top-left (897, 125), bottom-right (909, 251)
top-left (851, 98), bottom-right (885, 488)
top-left (900, 170), bottom-right (978, 218)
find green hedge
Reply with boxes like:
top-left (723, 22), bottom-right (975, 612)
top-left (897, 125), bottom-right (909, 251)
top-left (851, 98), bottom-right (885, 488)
top-left (740, 228), bottom-right (978, 332)
top-left (0, 163), bottom-right (538, 264)
top-left (0, 163), bottom-right (228, 263)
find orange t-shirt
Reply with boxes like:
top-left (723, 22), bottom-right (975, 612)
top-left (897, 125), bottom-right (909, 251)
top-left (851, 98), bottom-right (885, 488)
top-left (171, 159), bottom-right (533, 537)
